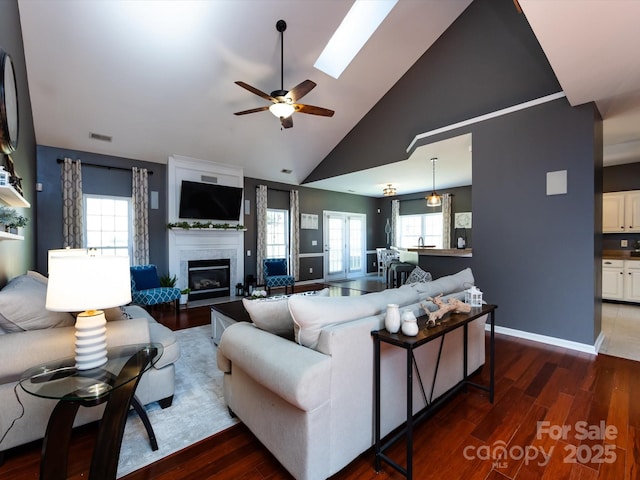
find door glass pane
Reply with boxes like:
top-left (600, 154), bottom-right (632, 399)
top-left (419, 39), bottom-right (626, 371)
top-left (348, 217), bottom-right (363, 272)
top-left (328, 217), bottom-right (344, 274)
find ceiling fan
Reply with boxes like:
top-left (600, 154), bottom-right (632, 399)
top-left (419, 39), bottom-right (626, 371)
top-left (234, 19), bottom-right (334, 129)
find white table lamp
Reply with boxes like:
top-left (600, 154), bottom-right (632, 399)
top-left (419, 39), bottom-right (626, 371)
top-left (46, 249), bottom-right (132, 370)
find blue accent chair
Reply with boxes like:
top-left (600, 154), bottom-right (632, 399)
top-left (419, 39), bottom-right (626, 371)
top-left (263, 258), bottom-right (295, 295)
top-left (130, 265), bottom-right (181, 311)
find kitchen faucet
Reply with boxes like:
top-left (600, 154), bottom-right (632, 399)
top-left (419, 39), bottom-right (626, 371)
top-left (418, 237), bottom-right (424, 247)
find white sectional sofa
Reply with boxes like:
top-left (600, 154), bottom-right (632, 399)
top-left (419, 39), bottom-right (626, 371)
top-left (217, 268), bottom-right (488, 480)
top-left (0, 271), bottom-right (180, 456)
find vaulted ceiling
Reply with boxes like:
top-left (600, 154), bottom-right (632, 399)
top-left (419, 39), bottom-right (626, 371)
top-left (17, 0), bottom-right (640, 197)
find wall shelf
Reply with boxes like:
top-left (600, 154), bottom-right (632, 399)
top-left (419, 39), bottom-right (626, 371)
top-left (0, 230), bottom-right (24, 241)
top-left (0, 184), bottom-right (30, 207)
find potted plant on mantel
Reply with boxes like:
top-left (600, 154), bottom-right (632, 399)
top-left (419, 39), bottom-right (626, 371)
top-left (0, 206), bottom-right (28, 234)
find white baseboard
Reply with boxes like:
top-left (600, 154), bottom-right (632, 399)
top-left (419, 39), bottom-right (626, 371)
top-left (487, 324), bottom-right (601, 355)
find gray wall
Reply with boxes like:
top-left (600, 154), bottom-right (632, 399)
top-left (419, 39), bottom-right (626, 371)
top-left (36, 146), bottom-right (169, 275)
top-left (306, 0), bottom-right (602, 345)
top-left (243, 177), bottom-right (380, 283)
top-left (0, 0), bottom-right (37, 284)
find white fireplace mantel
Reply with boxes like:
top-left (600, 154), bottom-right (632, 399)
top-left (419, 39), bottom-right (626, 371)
top-left (167, 156), bottom-right (245, 294)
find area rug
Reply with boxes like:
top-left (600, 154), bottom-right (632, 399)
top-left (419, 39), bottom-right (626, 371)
top-left (116, 324), bottom-right (238, 478)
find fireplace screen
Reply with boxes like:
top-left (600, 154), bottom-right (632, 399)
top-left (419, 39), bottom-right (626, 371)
top-left (188, 259), bottom-right (231, 300)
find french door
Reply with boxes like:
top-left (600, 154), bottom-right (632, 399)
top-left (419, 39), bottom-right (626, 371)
top-left (323, 211), bottom-right (366, 281)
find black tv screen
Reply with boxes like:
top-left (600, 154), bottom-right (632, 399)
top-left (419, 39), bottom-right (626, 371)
top-left (178, 180), bottom-right (243, 221)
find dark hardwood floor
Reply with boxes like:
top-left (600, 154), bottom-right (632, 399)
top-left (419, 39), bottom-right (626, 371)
top-left (2, 284), bottom-right (639, 479)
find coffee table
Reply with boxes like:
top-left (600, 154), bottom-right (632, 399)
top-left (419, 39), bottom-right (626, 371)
top-left (211, 299), bottom-right (251, 345)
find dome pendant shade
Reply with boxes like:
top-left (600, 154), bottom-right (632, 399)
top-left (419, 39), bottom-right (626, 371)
top-left (426, 157), bottom-right (442, 207)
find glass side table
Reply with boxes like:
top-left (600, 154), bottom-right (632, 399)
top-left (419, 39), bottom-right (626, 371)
top-left (19, 343), bottom-right (163, 480)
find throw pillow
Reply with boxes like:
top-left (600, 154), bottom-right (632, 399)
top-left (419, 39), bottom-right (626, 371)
top-left (0, 274), bottom-right (75, 333)
top-left (131, 265), bottom-right (161, 290)
top-left (265, 260), bottom-right (286, 276)
top-left (289, 294), bottom-right (380, 349)
top-left (404, 266), bottom-right (432, 285)
top-left (243, 288), bottom-right (329, 338)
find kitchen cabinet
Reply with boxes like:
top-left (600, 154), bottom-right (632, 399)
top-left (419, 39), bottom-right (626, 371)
top-left (603, 191), bottom-right (640, 233)
top-left (625, 261), bottom-right (640, 302)
top-left (602, 259), bottom-right (624, 300)
top-left (602, 259), bottom-right (640, 302)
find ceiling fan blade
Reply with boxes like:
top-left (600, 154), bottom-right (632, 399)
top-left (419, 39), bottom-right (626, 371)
top-left (235, 81), bottom-right (276, 102)
top-left (281, 116), bottom-right (293, 129)
top-left (285, 80), bottom-right (316, 103)
top-left (294, 104), bottom-right (335, 117)
top-left (234, 106), bottom-right (270, 116)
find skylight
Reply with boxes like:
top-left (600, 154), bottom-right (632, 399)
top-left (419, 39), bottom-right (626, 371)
top-left (314, 0), bottom-right (398, 79)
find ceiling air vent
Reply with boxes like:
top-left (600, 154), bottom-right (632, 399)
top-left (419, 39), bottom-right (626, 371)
top-left (89, 132), bottom-right (112, 142)
top-left (281, 169), bottom-right (292, 174)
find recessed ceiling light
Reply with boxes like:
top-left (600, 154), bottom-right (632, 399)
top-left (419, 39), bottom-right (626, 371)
top-left (281, 169), bottom-right (292, 174)
top-left (314, 0), bottom-right (398, 79)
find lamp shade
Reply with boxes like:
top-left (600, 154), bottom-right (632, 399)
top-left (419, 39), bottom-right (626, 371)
top-left (46, 249), bottom-right (132, 312)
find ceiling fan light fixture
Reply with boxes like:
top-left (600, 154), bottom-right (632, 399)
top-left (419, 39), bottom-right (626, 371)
top-left (269, 103), bottom-right (295, 118)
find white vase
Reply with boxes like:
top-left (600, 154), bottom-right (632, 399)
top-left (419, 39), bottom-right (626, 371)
top-left (385, 304), bottom-right (400, 333)
top-left (401, 309), bottom-right (419, 336)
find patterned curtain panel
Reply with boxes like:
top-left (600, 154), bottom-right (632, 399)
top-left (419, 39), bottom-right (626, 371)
top-left (391, 199), bottom-right (400, 247)
top-left (132, 167), bottom-right (149, 265)
top-left (289, 189), bottom-right (300, 281)
top-left (256, 185), bottom-right (268, 282)
top-left (442, 193), bottom-right (452, 249)
top-left (61, 158), bottom-right (83, 248)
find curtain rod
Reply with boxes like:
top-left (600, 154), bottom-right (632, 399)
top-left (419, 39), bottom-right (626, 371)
top-left (56, 158), bottom-right (154, 175)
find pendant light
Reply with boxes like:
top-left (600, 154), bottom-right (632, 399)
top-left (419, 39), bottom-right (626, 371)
top-left (426, 157), bottom-right (442, 207)
top-left (382, 184), bottom-right (396, 196)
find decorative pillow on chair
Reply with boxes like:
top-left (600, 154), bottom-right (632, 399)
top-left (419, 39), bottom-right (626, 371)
top-left (130, 265), bottom-right (161, 290)
top-left (404, 266), bottom-right (432, 285)
top-left (243, 288), bottom-right (329, 338)
top-left (265, 260), bottom-right (287, 276)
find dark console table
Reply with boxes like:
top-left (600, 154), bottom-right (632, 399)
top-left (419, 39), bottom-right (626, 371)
top-left (372, 304), bottom-right (496, 479)
top-left (19, 344), bottom-right (163, 480)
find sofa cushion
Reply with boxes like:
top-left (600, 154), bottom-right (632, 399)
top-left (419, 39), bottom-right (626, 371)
top-left (404, 266), bottom-right (432, 285)
top-left (410, 267), bottom-right (474, 301)
top-left (289, 285), bottom-right (421, 349)
top-left (243, 288), bottom-right (330, 338)
top-left (0, 273), bottom-right (75, 333)
top-left (130, 265), bottom-right (161, 290)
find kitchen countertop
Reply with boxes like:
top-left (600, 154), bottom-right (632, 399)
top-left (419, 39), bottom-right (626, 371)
top-left (603, 250), bottom-right (640, 260)
top-left (405, 247), bottom-right (473, 258)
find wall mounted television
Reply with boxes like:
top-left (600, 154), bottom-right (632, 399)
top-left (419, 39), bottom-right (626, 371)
top-left (178, 180), bottom-right (243, 221)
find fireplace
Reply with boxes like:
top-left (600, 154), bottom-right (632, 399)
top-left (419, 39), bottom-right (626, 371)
top-left (188, 259), bottom-right (231, 300)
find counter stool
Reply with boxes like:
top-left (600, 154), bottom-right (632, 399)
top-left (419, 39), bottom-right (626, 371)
top-left (388, 262), bottom-right (415, 288)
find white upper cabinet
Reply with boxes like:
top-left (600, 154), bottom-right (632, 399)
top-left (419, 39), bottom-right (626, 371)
top-left (603, 191), bottom-right (640, 233)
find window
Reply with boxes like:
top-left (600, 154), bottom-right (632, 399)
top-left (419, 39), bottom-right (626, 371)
top-left (398, 213), bottom-right (443, 249)
top-left (266, 209), bottom-right (289, 258)
top-left (84, 194), bottom-right (132, 256)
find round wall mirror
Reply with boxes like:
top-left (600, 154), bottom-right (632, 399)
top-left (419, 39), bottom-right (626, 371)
top-left (0, 49), bottom-right (19, 154)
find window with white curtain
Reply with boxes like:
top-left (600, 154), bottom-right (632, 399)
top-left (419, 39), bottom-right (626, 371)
top-left (398, 213), bottom-right (443, 248)
top-left (84, 194), bottom-right (132, 256)
top-left (266, 208), bottom-right (289, 258)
